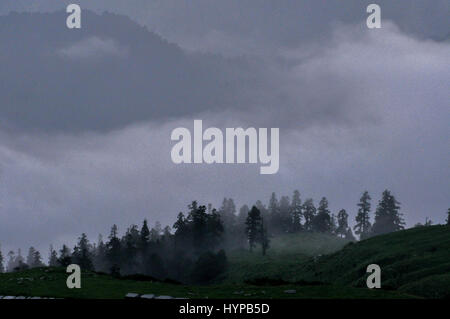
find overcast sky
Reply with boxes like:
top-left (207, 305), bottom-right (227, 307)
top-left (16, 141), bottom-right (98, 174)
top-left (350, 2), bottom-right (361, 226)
top-left (0, 1), bottom-right (449, 255)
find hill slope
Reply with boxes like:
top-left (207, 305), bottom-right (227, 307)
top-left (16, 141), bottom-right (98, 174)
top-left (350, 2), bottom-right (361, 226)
top-left (292, 225), bottom-right (450, 298)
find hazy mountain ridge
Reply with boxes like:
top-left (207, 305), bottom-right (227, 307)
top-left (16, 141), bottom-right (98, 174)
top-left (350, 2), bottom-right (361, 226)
top-left (0, 11), bottom-right (258, 132)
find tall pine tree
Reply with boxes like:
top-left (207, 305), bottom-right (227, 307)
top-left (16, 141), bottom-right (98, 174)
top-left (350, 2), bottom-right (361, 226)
top-left (336, 209), bottom-right (349, 238)
top-left (106, 225), bottom-right (122, 273)
top-left (58, 245), bottom-right (72, 267)
top-left (354, 191), bottom-right (372, 240)
top-left (123, 225), bottom-right (140, 273)
top-left (371, 190), bottom-right (404, 236)
top-left (32, 250), bottom-right (44, 268)
top-left (302, 198), bottom-right (316, 231)
top-left (268, 192), bottom-right (282, 233)
top-left (219, 198), bottom-right (237, 230)
top-left (139, 219), bottom-right (150, 252)
top-left (73, 233), bottom-right (94, 271)
top-left (245, 206), bottom-right (262, 252)
top-left (48, 245), bottom-right (59, 267)
top-left (278, 195), bottom-right (291, 233)
top-left (26, 247), bottom-right (37, 267)
top-left (312, 197), bottom-right (332, 233)
top-left (290, 190), bottom-right (302, 232)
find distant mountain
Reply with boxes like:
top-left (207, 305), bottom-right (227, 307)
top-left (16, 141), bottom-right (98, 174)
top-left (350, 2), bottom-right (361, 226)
top-left (0, 11), bottom-right (259, 132)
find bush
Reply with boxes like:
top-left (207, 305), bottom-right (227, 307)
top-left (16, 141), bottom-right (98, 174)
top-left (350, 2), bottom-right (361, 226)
top-left (190, 250), bottom-right (228, 284)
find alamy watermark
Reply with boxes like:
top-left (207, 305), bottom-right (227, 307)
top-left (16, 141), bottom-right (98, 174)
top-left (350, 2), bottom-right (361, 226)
top-left (170, 120), bottom-right (279, 175)
top-left (66, 264), bottom-right (81, 289)
top-left (366, 264), bottom-right (381, 289)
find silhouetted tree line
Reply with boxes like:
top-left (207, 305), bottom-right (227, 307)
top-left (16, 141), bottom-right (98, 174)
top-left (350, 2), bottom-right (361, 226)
top-left (2, 189), bottom-right (444, 282)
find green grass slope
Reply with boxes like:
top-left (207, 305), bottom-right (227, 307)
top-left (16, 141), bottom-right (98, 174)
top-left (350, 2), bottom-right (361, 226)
top-left (292, 225), bottom-right (450, 298)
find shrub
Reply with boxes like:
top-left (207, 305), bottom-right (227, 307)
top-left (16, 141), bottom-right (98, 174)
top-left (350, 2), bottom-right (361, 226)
top-left (190, 250), bottom-right (228, 284)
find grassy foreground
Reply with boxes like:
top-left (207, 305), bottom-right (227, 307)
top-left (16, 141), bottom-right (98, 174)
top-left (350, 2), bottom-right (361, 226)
top-left (1, 226), bottom-right (448, 299)
top-left (0, 267), bottom-right (412, 299)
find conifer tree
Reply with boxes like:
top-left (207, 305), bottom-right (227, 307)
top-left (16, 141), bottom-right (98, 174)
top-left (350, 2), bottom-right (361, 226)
top-left (173, 212), bottom-right (188, 249)
top-left (32, 250), bottom-right (44, 268)
top-left (290, 190), bottom-right (302, 232)
top-left (106, 225), bottom-right (121, 273)
top-left (302, 198), bottom-right (316, 231)
top-left (219, 198), bottom-right (237, 230)
top-left (139, 219), bottom-right (150, 251)
top-left (58, 245), bottom-right (72, 267)
top-left (245, 206), bottom-right (262, 252)
top-left (312, 197), bottom-right (332, 233)
top-left (336, 209), bottom-right (349, 238)
top-left (187, 201), bottom-right (208, 251)
top-left (371, 190), bottom-right (404, 236)
top-left (26, 247), bottom-right (36, 267)
top-left (123, 225), bottom-right (139, 272)
top-left (255, 200), bottom-right (269, 221)
top-left (73, 233), bottom-right (94, 271)
top-left (93, 235), bottom-right (108, 272)
top-left (278, 195), bottom-right (291, 233)
top-left (354, 191), bottom-right (372, 240)
top-left (48, 245), bottom-right (59, 267)
top-left (206, 209), bottom-right (224, 250)
top-left (269, 192), bottom-right (283, 232)
top-left (268, 192), bottom-right (279, 216)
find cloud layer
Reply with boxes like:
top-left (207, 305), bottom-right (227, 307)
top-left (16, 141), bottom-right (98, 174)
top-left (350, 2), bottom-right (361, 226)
top-left (59, 36), bottom-right (128, 59)
top-left (0, 8), bottom-right (448, 254)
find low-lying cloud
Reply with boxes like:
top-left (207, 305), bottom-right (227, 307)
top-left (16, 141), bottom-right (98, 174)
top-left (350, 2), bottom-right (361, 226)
top-left (59, 36), bottom-right (128, 59)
